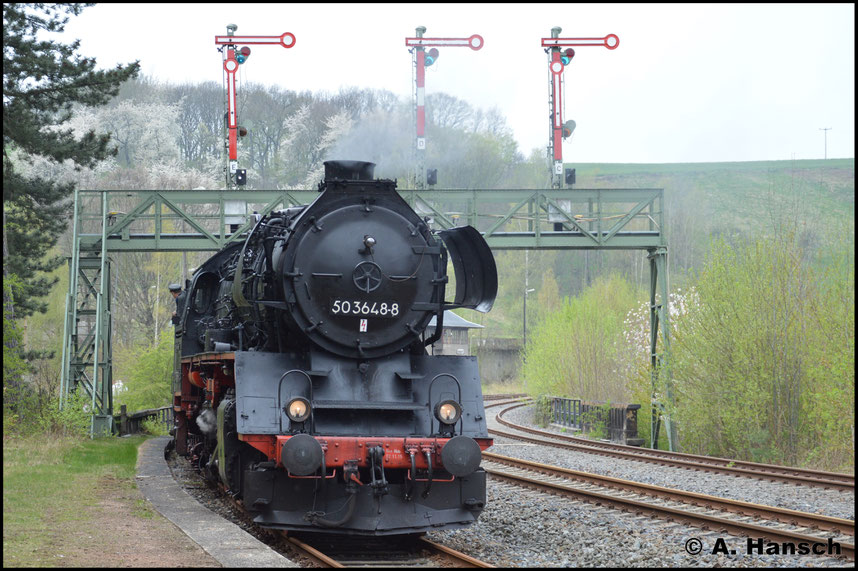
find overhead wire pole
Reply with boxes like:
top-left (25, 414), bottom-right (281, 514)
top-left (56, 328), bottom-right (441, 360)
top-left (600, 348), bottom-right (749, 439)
top-left (819, 127), bottom-right (831, 159)
top-left (405, 27), bottom-right (484, 191)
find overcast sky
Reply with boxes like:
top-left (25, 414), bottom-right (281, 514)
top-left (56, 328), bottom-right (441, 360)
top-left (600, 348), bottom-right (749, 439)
top-left (57, 3), bottom-right (854, 164)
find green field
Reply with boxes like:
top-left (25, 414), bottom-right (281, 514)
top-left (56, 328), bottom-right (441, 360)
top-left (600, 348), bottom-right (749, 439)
top-left (571, 158), bottom-right (854, 227)
top-left (574, 157), bottom-right (852, 174)
top-left (2, 434), bottom-right (150, 566)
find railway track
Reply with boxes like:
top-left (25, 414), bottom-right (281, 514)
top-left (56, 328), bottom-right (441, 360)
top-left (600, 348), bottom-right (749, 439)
top-left (482, 393), bottom-right (529, 403)
top-left (481, 452), bottom-right (854, 561)
top-left (169, 395), bottom-right (851, 566)
top-left (283, 533), bottom-right (494, 567)
top-left (164, 396), bottom-right (519, 568)
top-left (208, 479), bottom-right (494, 567)
top-left (491, 401), bottom-right (855, 491)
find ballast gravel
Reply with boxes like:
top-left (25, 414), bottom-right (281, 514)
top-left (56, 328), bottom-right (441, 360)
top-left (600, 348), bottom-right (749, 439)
top-left (494, 404), bottom-right (854, 521)
top-left (425, 403), bottom-right (853, 567)
top-left (165, 403), bottom-right (854, 567)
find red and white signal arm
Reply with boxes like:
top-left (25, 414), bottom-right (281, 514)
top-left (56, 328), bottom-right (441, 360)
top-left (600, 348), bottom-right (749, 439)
top-left (541, 34), bottom-right (619, 50)
top-left (405, 34), bottom-right (484, 50)
top-left (215, 33), bottom-right (296, 48)
top-left (406, 33), bottom-right (483, 141)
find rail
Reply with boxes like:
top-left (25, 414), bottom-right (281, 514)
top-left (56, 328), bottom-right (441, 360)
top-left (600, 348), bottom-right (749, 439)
top-left (496, 402), bottom-right (854, 490)
top-left (481, 453), bottom-right (855, 561)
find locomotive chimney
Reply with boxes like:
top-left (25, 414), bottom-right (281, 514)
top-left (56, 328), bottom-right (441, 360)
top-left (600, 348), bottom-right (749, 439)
top-left (323, 160), bottom-right (375, 181)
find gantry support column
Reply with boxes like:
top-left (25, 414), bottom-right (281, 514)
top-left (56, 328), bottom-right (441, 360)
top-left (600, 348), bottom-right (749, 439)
top-left (60, 189), bottom-right (114, 436)
top-left (648, 246), bottom-right (676, 450)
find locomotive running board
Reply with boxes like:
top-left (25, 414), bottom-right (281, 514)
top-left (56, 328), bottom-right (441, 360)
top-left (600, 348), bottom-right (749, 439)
top-left (438, 226), bottom-right (498, 313)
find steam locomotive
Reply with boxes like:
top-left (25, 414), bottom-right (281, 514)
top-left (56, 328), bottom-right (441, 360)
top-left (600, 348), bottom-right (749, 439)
top-left (171, 160), bottom-right (497, 535)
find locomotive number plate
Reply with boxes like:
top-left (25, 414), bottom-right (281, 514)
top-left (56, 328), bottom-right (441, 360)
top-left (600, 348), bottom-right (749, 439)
top-left (330, 299), bottom-right (400, 317)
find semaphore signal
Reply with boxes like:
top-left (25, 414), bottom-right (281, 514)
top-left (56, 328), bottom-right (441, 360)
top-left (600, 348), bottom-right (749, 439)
top-left (405, 27), bottom-right (483, 190)
top-left (542, 28), bottom-right (619, 188)
top-left (215, 25), bottom-right (295, 190)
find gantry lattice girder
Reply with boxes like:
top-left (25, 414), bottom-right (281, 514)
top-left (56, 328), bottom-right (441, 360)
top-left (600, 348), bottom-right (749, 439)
top-left (64, 185), bottom-right (673, 448)
top-left (60, 255), bottom-right (113, 426)
top-left (75, 189), bottom-right (317, 253)
top-left (73, 187), bottom-right (666, 253)
top-left (410, 187), bottom-right (665, 250)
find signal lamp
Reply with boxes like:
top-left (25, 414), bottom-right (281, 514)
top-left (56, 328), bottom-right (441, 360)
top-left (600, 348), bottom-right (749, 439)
top-left (236, 46), bottom-right (251, 64)
top-left (425, 47), bottom-right (439, 66)
top-left (562, 119), bottom-right (576, 139)
top-left (236, 169), bottom-right (247, 186)
top-left (434, 400), bottom-right (462, 425)
top-left (565, 167), bottom-right (576, 185)
top-left (286, 397), bottom-right (311, 423)
top-left (426, 168), bottom-right (437, 186)
top-left (561, 48), bottom-right (575, 65)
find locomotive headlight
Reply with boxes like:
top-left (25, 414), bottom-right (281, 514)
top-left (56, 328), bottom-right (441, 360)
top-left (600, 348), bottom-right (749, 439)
top-left (286, 397), bottom-right (311, 422)
top-left (434, 400), bottom-right (462, 425)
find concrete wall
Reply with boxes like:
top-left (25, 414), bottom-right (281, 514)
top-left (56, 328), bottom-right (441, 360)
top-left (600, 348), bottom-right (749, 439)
top-left (472, 337), bottom-right (522, 385)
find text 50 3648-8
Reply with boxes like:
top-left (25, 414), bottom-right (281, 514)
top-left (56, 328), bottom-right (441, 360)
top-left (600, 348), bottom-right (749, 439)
top-left (330, 300), bottom-right (400, 317)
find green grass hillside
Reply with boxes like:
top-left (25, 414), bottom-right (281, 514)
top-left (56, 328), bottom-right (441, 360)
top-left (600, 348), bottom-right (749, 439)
top-left (482, 158), bottom-right (854, 339)
top-left (571, 158), bottom-right (854, 228)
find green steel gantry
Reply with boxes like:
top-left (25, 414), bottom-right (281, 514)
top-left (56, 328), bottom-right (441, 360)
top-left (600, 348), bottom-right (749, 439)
top-left (61, 186), bottom-right (675, 449)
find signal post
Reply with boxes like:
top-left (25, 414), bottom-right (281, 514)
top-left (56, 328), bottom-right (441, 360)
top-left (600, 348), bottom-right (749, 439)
top-left (215, 25), bottom-right (295, 190)
top-left (541, 28), bottom-right (619, 188)
top-left (405, 27), bottom-right (483, 190)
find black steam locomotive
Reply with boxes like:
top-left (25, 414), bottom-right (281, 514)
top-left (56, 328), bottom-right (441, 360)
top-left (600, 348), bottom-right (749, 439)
top-left (172, 160), bottom-right (497, 535)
